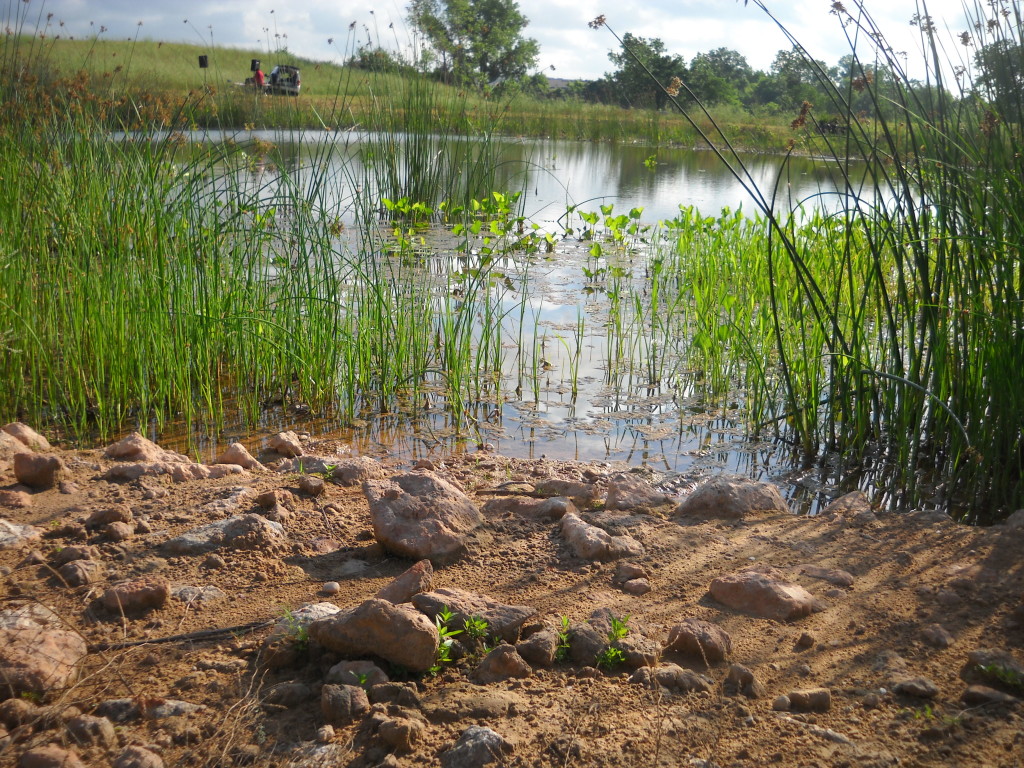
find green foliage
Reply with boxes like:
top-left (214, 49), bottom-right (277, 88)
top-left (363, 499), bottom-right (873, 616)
top-left (978, 663), bottom-right (1024, 693)
top-left (281, 609), bottom-right (309, 654)
top-left (463, 615), bottom-right (490, 642)
top-left (407, 0), bottom-right (539, 87)
top-left (602, 33), bottom-right (686, 110)
top-left (430, 605), bottom-right (464, 675)
top-left (595, 614), bottom-right (630, 670)
top-left (555, 616), bottom-right (572, 662)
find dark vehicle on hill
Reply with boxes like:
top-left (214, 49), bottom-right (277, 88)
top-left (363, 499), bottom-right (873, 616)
top-left (267, 65), bottom-right (301, 96)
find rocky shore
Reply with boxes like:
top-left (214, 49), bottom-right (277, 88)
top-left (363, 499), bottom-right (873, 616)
top-left (1, 423), bottom-right (1022, 768)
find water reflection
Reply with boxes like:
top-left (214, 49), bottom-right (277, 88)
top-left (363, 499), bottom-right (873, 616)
top-left (143, 129), bottom-right (869, 512)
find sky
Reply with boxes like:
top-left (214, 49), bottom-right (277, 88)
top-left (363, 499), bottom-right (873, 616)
top-left (17, 0), bottom-right (977, 81)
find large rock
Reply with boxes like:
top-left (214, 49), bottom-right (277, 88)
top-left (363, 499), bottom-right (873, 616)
top-left (474, 645), bottom-right (531, 683)
top-left (260, 603), bottom-right (342, 668)
top-left (2, 423), bottom-right (51, 452)
top-left (320, 684), bottom-right (369, 726)
top-left (310, 598), bottom-right (439, 672)
top-left (481, 496), bottom-right (576, 520)
top-left (665, 618), bottom-right (733, 663)
top-left (535, 479), bottom-right (599, 506)
top-left (560, 512), bottom-right (643, 561)
top-left (630, 665), bottom-right (714, 694)
top-left (411, 588), bottom-right (537, 644)
top-left (331, 457), bottom-right (386, 486)
top-left (605, 473), bottom-right (672, 511)
top-left (13, 452), bottom-right (64, 490)
top-left (104, 433), bottom-right (188, 464)
top-left (0, 605), bottom-right (88, 699)
top-left (268, 431), bottom-right (303, 457)
top-left (18, 745), bottom-right (86, 768)
top-left (709, 569), bottom-right (818, 621)
top-left (162, 514), bottom-right (286, 555)
top-left (364, 472), bottom-right (482, 563)
top-left (100, 579), bottom-right (170, 614)
top-left (440, 726), bottom-right (513, 768)
top-left (0, 519), bottom-right (43, 550)
top-left (213, 443), bottom-right (264, 471)
top-left (0, 430), bottom-right (30, 461)
top-left (374, 559), bottom-right (434, 604)
top-left (675, 475), bottom-right (789, 520)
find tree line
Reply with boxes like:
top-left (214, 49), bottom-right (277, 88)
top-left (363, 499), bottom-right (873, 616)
top-left (347, 0), bottom-right (1023, 126)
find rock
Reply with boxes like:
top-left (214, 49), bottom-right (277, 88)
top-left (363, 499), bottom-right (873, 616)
top-left (376, 715), bottom-right (426, 754)
top-left (665, 618), bottom-right (732, 663)
top-left (104, 433), bottom-right (187, 464)
top-left (795, 632), bottom-right (815, 649)
top-left (18, 745), bottom-right (85, 768)
top-left (411, 588), bottom-right (536, 643)
top-left (516, 629), bottom-right (558, 668)
top-left (772, 694), bottom-right (791, 711)
top-left (53, 545), bottom-right (98, 566)
top-left (316, 725), bottom-right (334, 743)
top-left (65, 714), bottom-right (117, 748)
top-left (374, 559), bottom-right (434, 604)
top-left (368, 682), bottom-right (422, 709)
top-left (0, 696), bottom-right (38, 726)
top-left (481, 496), bottom-right (576, 520)
top-left (310, 598), bottom-right (439, 673)
top-left (605, 473), bottom-right (672, 510)
top-left (268, 431), bottom-right (303, 457)
top-left (823, 490), bottom-right (875, 524)
top-left (263, 682), bottom-right (313, 707)
top-left (162, 514), bottom-right (286, 556)
top-left (709, 569), bottom-right (818, 621)
top-left (331, 457), bottom-right (386, 486)
top-left (725, 663), bottom-right (766, 698)
top-left (255, 489), bottom-right (293, 509)
top-left (112, 746), bottom-right (164, 768)
top-left (172, 585), bottom-right (227, 605)
top-left (94, 698), bottom-right (206, 722)
top-left (100, 579), bottom-right (170, 614)
top-left (622, 578), bottom-right (652, 595)
top-left (560, 512), bottom-right (643, 561)
top-left (86, 505), bottom-right (133, 528)
top-left (474, 645), bottom-right (531, 683)
top-left (57, 559), bottom-right (103, 587)
top-left (800, 565), bottom-right (855, 587)
top-left (0, 605), bottom-right (88, 699)
top-left (214, 443), bottom-right (264, 471)
top-left (320, 684), bottom-right (369, 726)
top-left (260, 603), bottom-right (342, 668)
top-left (535, 479), bottom-right (599, 506)
top-left (298, 475), bottom-right (326, 497)
top-left (0, 490), bottom-right (32, 509)
top-left (613, 562), bottom-right (649, 583)
top-left (894, 677), bottom-right (939, 698)
top-left (364, 472), bottom-right (482, 563)
top-left (0, 519), bottom-right (42, 550)
top-left (440, 726), bottom-right (513, 768)
top-left (617, 635), bottom-right (661, 669)
top-left (322, 581), bottom-right (341, 596)
top-left (104, 521), bottom-right (134, 542)
top-left (326, 660), bottom-right (389, 688)
top-left (963, 649), bottom-right (1024, 691)
top-left (0, 430), bottom-right (30, 461)
top-left (788, 688), bottom-right (832, 712)
top-left (961, 684), bottom-right (1019, 706)
top-left (13, 452), bottom-right (64, 490)
top-left (675, 475), bottom-right (789, 520)
top-left (2, 423), bottom-right (51, 452)
top-left (1003, 509), bottom-right (1024, 529)
top-left (630, 665), bottom-right (714, 694)
top-left (563, 624), bottom-right (603, 666)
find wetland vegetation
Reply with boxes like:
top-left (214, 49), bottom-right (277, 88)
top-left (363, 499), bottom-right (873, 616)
top-left (1, 1), bottom-right (1021, 522)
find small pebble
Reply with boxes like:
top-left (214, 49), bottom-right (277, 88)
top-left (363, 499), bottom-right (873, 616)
top-left (322, 581), bottom-right (341, 596)
top-left (317, 724), bottom-right (335, 743)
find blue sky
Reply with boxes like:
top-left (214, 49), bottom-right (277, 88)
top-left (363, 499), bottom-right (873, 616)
top-left (19, 0), bottom-right (974, 81)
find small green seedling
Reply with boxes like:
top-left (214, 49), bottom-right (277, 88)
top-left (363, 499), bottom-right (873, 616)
top-left (555, 615), bottom-right (572, 661)
top-left (595, 614), bottom-right (630, 670)
top-left (463, 615), bottom-right (490, 643)
top-left (430, 605), bottom-right (464, 676)
top-left (281, 608), bottom-right (309, 653)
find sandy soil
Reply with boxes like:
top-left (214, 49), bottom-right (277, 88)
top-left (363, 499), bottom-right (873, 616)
top-left (1, 433), bottom-right (1022, 768)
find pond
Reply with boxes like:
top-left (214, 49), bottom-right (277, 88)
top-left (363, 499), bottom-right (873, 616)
top-left (156, 130), bottom-right (875, 511)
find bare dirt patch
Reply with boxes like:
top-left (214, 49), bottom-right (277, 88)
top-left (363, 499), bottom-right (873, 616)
top-left (1, 434), bottom-right (1022, 767)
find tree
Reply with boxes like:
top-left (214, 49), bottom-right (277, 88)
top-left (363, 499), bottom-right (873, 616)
top-left (604, 33), bottom-right (686, 109)
top-left (687, 48), bottom-right (754, 106)
top-left (973, 39), bottom-right (1024, 124)
top-left (407, 0), bottom-right (539, 87)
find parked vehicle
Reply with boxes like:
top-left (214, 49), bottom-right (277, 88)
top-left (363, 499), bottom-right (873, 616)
top-left (266, 65), bottom-right (301, 96)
